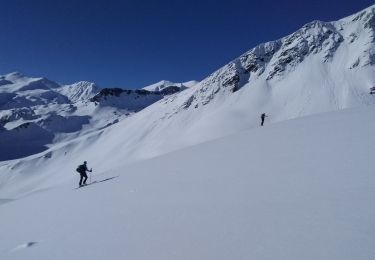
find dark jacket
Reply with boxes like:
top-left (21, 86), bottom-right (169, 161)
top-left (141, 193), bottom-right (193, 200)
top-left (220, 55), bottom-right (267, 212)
top-left (77, 164), bottom-right (89, 174)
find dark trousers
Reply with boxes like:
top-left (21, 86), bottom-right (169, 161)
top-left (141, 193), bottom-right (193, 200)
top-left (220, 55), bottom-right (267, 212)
top-left (261, 118), bottom-right (265, 126)
top-left (79, 172), bottom-right (88, 186)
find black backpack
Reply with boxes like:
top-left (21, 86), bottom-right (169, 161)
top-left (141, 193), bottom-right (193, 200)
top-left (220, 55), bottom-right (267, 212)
top-left (76, 164), bottom-right (85, 174)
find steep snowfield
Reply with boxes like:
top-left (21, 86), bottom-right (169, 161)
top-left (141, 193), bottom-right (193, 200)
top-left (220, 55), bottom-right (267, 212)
top-left (0, 105), bottom-right (374, 260)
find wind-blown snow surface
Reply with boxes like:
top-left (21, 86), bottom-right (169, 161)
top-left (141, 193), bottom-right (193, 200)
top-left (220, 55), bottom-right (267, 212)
top-left (0, 106), bottom-right (374, 260)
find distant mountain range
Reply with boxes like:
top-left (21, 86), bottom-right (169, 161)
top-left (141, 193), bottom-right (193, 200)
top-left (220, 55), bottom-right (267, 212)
top-left (0, 72), bottom-right (195, 160)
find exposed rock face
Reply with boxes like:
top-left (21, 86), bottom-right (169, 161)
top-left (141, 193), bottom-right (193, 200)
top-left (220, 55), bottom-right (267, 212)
top-left (90, 87), bottom-right (183, 110)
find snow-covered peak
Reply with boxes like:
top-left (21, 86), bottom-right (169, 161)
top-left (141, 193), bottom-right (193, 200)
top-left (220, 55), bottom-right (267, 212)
top-left (58, 81), bottom-right (99, 102)
top-left (0, 72), bottom-right (61, 92)
top-left (1, 71), bottom-right (28, 81)
top-left (142, 80), bottom-right (197, 92)
top-left (338, 4), bottom-right (375, 24)
top-left (69, 81), bottom-right (98, 89)
top-left (143, 80), bottom-right (180, 91)
top-left (334, 5), bottom-right (375, 38)
top-left (182, 80), bottom-right (199, 87)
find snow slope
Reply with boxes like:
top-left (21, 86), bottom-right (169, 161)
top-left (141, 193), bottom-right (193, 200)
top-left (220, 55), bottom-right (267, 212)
top-left (0, 105), bottom-right (374, 260)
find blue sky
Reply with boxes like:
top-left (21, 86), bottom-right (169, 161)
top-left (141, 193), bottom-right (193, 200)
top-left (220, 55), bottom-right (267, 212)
top-left (0, 0), bottom-right (373, 88)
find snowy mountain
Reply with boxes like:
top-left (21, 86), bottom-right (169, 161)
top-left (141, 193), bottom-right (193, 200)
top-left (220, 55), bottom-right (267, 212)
top-left (1, 5), bottom-right (375, 192)
top-left (174, 6), bottom-right (375, 117)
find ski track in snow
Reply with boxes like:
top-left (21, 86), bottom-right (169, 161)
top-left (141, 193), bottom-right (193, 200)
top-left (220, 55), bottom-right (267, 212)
top-left (0, 198), bottom-right (14, 205)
